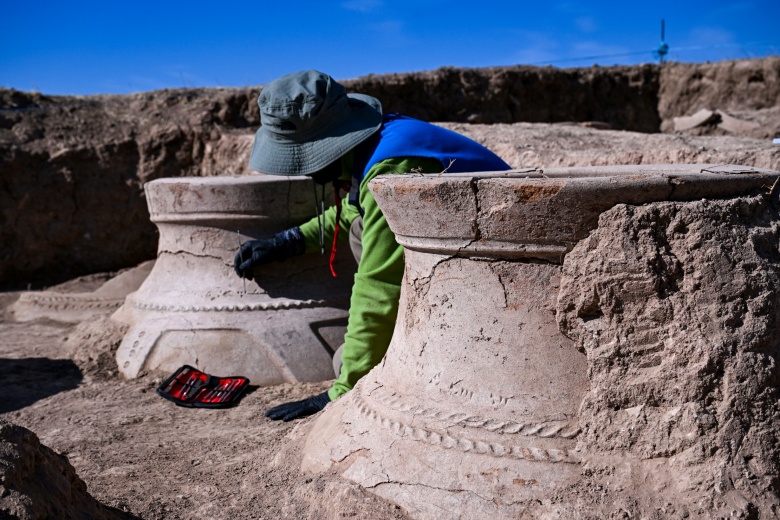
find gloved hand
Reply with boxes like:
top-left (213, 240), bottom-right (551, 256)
top-left (264, 391), bottom-right (331, 421)
top-left (234, 227), bottom-right (305, 280)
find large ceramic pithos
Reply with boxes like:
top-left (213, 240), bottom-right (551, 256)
top-left (302, 164), bottom-right (780, 519)
top-left (114, 175), bottom-right (356, 385)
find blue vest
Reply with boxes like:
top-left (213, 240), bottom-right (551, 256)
top-left (349, 114), bottom-right (511, 212)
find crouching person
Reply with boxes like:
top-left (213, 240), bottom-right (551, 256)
top-left (234, 70), bottom-right (510, 421)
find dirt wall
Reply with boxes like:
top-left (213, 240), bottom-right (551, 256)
top-left (345, 64), bottom-right (661, 131)
top-left (557, 194), bottom-right (780, 517)
top-left (660, 58), bottom-right (780, 123)
top-left (0, 88), bottom-right (259, 287)
top-left (1, 58), bottom-right (779, 286)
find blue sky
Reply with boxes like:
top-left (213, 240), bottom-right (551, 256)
top-left (1, 1), bottom-right (777, 96)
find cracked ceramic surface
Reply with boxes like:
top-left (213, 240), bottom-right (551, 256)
top-left (301, 164), bottom-right (780, 519)
top-left (114, 175), bottom-right (356, 384)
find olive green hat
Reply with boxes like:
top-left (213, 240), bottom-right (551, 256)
top-left (249, 70), bottom-right (383, 175)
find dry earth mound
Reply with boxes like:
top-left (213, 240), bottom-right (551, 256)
top-left (347, 64), bottom-right (661, 130)
top-left (557, 194), bottom-right (780, 518)
top-left (0, 420), bottom-right (130, 520)
top-left (660, 58), bottom-right (780, 138)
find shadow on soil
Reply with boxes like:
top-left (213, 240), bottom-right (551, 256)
top-left (0, 357), bottom-right (82, 413)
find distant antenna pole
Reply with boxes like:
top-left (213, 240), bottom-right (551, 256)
top-left (656, 19), bottom-right (669, 65)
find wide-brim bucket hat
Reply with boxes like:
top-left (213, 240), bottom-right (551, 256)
top-left (249, 70), bottom-right (383, 176)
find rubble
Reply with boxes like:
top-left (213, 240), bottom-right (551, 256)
top-left (673, 108), bottom-right (761, 133)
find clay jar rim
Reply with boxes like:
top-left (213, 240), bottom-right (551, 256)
top-left (143, 174), bottom-right (334, 223)
top-left (367, 163), bottom-right (780, 262)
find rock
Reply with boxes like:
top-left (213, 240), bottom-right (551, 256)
top-left (0, 88), bottom-right (261, 288)
top-left (673, 108), bottom-right (718, 131)
top-left (718, 110), bottom-right (762, 133)
top-left (0, 420), bottom-right (126, 519)
top-left (65, 315), bottom-right (128, 381)
top-left (672, 108), bottom-right (763, 135)
top-left (346, 64), bottom-right (661, 131)
top-left (660, 58), bottom-right (780, 128)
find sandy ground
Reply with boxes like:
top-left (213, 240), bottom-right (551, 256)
top-left (0, 290), bottom-right (409, 520)
top-left (3, 118), bottom-right (780, 518)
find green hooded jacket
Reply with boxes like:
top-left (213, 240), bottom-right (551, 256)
top-left (298, 155), bottom-right (443, 400)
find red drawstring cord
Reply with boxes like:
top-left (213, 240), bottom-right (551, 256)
top-left (329, 181), bottom-right (350, 277)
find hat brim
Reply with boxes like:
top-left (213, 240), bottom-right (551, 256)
top-left (249, 93), bottom-right (382, 176)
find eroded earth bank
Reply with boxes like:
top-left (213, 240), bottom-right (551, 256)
top-left (1, 58), bottom-right (780, 519)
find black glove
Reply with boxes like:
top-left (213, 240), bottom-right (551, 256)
top-left (234, 227), bottom-right (305, 280)
top-left (264, 391), bottom-right (331, 421)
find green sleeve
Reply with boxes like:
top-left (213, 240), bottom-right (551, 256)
top-left (329, 156), bottom-right (443, 400)
top-left (298, 196), bottom-right (360, 254)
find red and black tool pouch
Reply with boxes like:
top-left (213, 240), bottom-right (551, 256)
top-left (156, 365), bottom-right (250, 408)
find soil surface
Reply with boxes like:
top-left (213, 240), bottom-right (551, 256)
top-left (4, 191), bottom-right (780, 519)
top-left (0, 290), bottom-right (408, 520)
